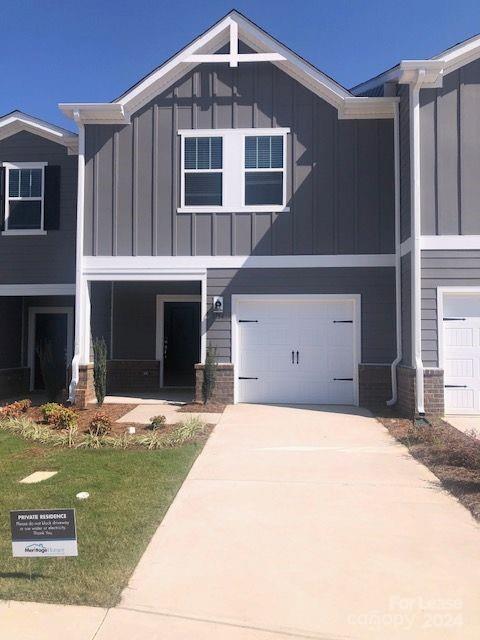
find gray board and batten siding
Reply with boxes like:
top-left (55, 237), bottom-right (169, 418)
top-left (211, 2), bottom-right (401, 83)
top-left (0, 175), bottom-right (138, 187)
top-left (84, 59), bottom-right (395, 258)
top-left (0, 131), bottom-right (77, 284)
top-left (420, 58), bottom-right (480, 236)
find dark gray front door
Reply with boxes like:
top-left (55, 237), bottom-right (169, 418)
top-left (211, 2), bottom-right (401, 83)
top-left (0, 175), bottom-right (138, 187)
top-left (163, 302), bottom-right (200, 387)
top-left (34, 313), bottom-right (68, 391)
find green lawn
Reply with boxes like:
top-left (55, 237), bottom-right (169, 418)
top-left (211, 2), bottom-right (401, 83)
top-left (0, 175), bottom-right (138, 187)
top-left (0, 430), bottom-right (203, 607)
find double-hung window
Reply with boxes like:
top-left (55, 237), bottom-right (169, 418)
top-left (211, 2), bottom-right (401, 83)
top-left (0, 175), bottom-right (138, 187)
top-left (179, 128), bottom-right (289, 212)
top-left (3, 162), bottom-right (46, 234)
top-left (183, 137), bottom-right (223, 206)
top-left (244, 135), bottom-right (284, 206)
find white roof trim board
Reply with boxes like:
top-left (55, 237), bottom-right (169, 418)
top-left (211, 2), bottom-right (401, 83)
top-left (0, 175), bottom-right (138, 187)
top-left (0, 111), bottom-right (78, 154)
top-left (352, 32), bottom-right (480, 95)
top-left (59, 11), bottom-right (397, 123)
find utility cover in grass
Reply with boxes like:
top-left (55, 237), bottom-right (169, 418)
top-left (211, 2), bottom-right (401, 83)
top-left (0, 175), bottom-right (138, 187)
top-left (19, 471), bottom-right (57, 484)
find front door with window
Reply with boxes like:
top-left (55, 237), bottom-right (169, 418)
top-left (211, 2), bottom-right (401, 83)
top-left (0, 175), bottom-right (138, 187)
top-left (33, 313), bottom-right (68, 391)
top-left (163, 302), bottom-right (200, 387)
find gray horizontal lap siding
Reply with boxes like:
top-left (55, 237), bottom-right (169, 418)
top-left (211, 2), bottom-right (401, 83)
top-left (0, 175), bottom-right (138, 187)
top-left (0, 131), bottom-right (77, 284)
top-left (420, 58), bottom-right (480, 235)
top-left (206, 267), bottom-right (396, 363)
top-left (421, 250), bottom-right (480, 367)
top-left (84, 61), bottom-right (395, 257)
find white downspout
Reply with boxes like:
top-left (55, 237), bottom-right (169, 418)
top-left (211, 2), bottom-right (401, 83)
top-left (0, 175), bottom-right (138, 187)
top-left (410, 70), bottom-right (426, 415)
top-left (68, 116), bottom-right (85, 402)
top-left (387, 100), bottom-right (402, 405)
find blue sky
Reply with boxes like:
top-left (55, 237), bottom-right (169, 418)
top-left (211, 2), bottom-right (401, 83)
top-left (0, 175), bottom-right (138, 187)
top-left (2, 0), bottom-right (479, 130)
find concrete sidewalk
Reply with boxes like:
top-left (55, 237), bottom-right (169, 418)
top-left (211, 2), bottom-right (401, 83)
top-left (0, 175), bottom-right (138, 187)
top-left (3, 404), bottom-right (480, 639)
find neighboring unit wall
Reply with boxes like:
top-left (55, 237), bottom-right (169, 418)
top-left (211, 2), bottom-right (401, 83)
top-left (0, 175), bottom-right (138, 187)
top-left (421, 249), bottom-right (480, 367)
top-left (400, 253), bottom-right (412, 366)
top-left (84, 59), bottom-right (395, 257)
top-left (206, 267), bottom-right (396, 363)
top-left (397, 84), bottom-right (411, 242)
top-left (0, 131), bottom-right (77, 284)
top-left (420, 59), bottom-right (480, 235)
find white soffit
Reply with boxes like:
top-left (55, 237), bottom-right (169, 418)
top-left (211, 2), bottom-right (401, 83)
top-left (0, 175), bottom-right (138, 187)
top-left (59, 11), bottom-right (397, 123)
top-left (0, 111), bottom-right (78, 154)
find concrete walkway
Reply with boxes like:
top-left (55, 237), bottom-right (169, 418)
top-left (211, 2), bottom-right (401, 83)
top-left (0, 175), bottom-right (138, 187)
top-left (4, 404), bottom-right (480, 639)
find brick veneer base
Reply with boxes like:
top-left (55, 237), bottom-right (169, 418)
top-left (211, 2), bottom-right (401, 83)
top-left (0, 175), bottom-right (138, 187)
top-left (0, 367), bottom-right (30, 399)
top-left (396, 365), bottom-right (444, 417)
top-left (358, 364), bottom-right (392, 409)
top-left (75, 364), bottom-right (95, 409)
top-left (107, 360), bottom-right (160, 394)
top-left (195, 363), bottom-right (234, 404)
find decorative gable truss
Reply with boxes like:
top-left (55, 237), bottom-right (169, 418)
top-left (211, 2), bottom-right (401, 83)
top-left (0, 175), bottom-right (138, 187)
top-left (60, 11), bottom-right (397, 124)
top-left (0, 111), bottom-right (78, 154)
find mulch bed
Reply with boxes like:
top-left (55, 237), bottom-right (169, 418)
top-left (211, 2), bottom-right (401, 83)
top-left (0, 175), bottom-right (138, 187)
top-left (377, 411), bottom-right (480, 522)
top-left (23, 402), bottom-right (217, 439)
top-left (178, 403), bottom-right (226, 413)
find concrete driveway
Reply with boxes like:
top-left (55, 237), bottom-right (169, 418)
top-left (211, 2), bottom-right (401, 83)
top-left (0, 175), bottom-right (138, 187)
top-left (96, 404), bottom-right (480, 640)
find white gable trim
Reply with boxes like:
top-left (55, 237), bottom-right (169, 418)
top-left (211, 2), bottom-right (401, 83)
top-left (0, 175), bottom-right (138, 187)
top-left (0, 111), bottom-right (78, 154)
top-left (59, 11), bottom-right (397, 123)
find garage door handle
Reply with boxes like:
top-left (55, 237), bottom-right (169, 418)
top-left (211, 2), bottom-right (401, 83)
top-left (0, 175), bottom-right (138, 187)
top-left (445, 384), bottom-right (467, 388)
top-left (239, 377), bottom-right (258, 380)
top-left (333, 320), bottom-right (353, 323)
top-left (291, 350), bottom-right (294, 364)
top-left (296, 350), bottom-right (299, 364)
top-left (443, 317), bottom-right (466, 321)
top-left (333, 378), bottom-right (353, 381)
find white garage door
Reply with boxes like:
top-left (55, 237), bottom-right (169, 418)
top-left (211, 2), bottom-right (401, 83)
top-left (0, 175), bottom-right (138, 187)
top-left (234, 296), bottom-right (358, 404)
top-left (443, 294), bottom-right (480, 414)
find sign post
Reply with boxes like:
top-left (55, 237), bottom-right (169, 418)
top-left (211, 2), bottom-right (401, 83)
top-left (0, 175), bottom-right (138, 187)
top-left (10, 509), bottom-right (78, 558)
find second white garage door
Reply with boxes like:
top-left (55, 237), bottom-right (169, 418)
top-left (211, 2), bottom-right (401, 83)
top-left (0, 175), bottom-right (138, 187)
top-left (233, 295), bottom-right (359, 404)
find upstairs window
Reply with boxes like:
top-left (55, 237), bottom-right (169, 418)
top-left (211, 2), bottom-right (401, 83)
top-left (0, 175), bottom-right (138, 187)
top-left (4, 162), bottom-right (46, 233)
top-left (179, 128), bottom-right (289, 213)
top-left (183, 137), bottom-right (223, 206)
top-left (244, 135), bottom-right (284, 206)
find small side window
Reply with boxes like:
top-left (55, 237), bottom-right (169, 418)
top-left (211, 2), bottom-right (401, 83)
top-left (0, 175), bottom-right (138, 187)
top-left (2, 163), bottom-right (46, 234)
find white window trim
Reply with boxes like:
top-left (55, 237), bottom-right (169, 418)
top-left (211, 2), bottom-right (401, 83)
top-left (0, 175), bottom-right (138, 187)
top-left (178, 128), bottom-right (290, 214)
top-left (2, 161), bottom-right (48, 236)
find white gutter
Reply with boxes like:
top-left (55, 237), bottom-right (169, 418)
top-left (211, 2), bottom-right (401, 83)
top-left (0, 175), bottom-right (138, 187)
top-left (68, 115), bottom-right (85, 402)
top-left (387, 101), bottom-right (402, 406)
top-left (410, 70), bottom-right (426, 415)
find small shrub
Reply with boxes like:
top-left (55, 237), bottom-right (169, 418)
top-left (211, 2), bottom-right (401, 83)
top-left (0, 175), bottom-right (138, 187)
top-left (202, 344), bottom-right (218, 404)
top-left (40, 404), bottom-right (77, 430)
top-left (0, 399), bottom-right (31, 419)
top-left (150, 415), bottom-right (166, 430)
top-left (41, 402), bottom-right (63, 424)
top-left (93, 337), bottom-right (108, 406)
top-left (88, 411), bottom-right (112, 436)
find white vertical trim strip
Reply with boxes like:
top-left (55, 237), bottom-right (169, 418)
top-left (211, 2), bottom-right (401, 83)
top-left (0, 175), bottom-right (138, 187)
top-left (69, 121), bottom-right (85, 401)
top-left (410, 71), bottom-right (426, 414)
top-left (387, 101), bottom-right (403, 406)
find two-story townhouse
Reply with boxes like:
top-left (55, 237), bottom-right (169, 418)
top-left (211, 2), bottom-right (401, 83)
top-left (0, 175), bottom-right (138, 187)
top-left (354, 33), bottom-right (480, 417)
top-left (59, 11), bottom-right (399, 409)
top-left (0, 111), bottom-right (77, 398)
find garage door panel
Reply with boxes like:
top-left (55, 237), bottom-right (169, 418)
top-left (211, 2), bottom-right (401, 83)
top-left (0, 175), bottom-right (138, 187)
top-left (236, 297), bottom-right (357, 405)
top-left (444, 307), bottom-right (480, 414)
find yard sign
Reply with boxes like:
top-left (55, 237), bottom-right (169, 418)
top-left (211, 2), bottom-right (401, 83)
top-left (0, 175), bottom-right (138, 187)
top-left (10, 509), bottom-right (78, 557)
